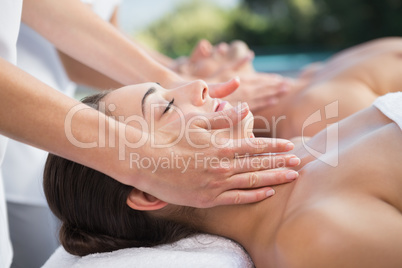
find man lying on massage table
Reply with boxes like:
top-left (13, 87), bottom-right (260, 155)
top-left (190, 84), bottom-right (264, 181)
top-left (176, 37), bottom-right (402, 139)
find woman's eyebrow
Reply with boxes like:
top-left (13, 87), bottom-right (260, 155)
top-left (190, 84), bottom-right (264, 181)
top-left (141, 87), bottom-right (157, 116)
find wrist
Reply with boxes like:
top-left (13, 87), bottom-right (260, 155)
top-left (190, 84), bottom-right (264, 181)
top-left (156, 67), bottom-right (184, 89)
top-left (106, 120), bottom-right (151, 187)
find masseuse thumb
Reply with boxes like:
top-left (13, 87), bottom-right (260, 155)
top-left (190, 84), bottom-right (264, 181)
top-left (208, 77), bottom-right (240, 98)
top-left (194, 102), bottom-right (249, 130)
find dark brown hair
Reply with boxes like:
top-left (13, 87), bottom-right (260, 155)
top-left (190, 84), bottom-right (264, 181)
top-left (43, 92), bottom-right (198, 256)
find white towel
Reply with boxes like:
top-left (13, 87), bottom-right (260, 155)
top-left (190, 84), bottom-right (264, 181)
top-left (373, 92), bottom-right (402, 130)
top-left (42, 234), bottom-right (254, 268)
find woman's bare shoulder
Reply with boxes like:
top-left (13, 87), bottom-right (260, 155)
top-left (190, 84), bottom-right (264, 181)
top-left (273, 197), bottom-right (402, 268)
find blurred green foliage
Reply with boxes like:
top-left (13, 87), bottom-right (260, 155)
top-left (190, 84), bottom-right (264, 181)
top-left (135, 0), bottom-right (402, 57)
top-left (135, 1), bottom-right (235, 57)
top-left (242, 0), bottom-right (402, 51)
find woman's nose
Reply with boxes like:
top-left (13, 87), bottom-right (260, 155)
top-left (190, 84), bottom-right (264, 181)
top-left (187, 80), bottom-right (209, 106)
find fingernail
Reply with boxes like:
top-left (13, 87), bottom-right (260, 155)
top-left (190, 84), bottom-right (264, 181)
top-left (289, 157), bottom-right (301, 166)
top-left (286, 171), bottom-right (299, 180)
top-left (266, 189), bottom-right (275, 197)
top-left (285, 142), bottom-right (294, 151)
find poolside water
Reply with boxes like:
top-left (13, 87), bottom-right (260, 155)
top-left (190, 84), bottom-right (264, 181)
top-left (253, 51), bottom-right (333, 77)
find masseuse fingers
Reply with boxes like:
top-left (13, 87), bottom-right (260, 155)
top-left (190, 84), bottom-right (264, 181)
top-left (252, 88), bottom-right (287, 109)
top-left (226, 169), bottom-right (299, 191)
top-left (208, 154), bottom-right (299, 181)
top-left (215, 138), bottom-right (295, 159)
top-left (228, 154), bottom-right (301, 174)
top-left (213, 186), bottom-right (276, 206)
top-left (226, 52), bottom-right (255, 71)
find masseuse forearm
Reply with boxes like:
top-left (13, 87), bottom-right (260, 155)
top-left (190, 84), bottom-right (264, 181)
top-left (21, 0), bottom-right (182, 87)
top-left (0, 58), bottom-right (141, 183)
top-left (57, 51), bottom-right (124, 90)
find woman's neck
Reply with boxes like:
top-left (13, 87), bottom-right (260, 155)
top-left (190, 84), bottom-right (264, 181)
top-left (196, 181), bottom-right (297, 265)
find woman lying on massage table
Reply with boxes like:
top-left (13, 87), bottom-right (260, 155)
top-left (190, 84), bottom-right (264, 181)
top-left (44, 80), bottom-right (402, 268)
top-left (177, 37), bottom-right (402, 138)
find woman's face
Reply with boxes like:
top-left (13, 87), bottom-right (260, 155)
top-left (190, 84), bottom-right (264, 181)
top-left (103, 81), bottom-right (254, 140)
top-left (175, 40), bottom-right (255, 78)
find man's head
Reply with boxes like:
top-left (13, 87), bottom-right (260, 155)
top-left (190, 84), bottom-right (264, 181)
top-left (173, 40), bottom-right (255, 78)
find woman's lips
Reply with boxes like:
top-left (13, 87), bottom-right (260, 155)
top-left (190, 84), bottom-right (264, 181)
top-left (215, 100), bottom-right (227, 112)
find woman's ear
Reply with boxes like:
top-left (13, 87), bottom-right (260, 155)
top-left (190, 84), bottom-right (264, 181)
top-left (126, 188), bottom-right (168, 211)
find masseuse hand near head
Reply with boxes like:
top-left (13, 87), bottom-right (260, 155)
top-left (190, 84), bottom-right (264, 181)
top-left (171, 39), bottom-right (293, 111)
top-left (0, 0), bottom-right (299, 208)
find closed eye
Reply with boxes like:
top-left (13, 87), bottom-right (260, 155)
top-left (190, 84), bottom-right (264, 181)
top-left (163, 98), bottom-right (175, 114)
